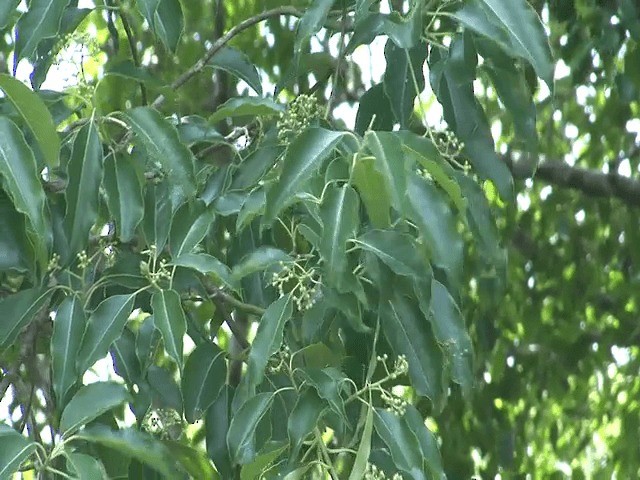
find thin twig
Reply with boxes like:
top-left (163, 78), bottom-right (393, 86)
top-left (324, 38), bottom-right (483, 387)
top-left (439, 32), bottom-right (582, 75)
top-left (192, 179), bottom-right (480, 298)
top-left (119, 3), bottom-right (148, 105)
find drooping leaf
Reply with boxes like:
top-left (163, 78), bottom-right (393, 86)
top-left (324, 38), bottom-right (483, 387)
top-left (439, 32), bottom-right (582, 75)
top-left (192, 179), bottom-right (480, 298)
top-left (64, 119), bottom-right (103, 255)
top-left (0, 0), bottom-right (20, 30)
top-left (76, 294), bottom-right (136, 375)
top-left (121, 107), bottom-right (196, 207)
top-left (287, 387), bottom-right (326, 458)
top-left (209, 46), bottom-right (263, 95)
top-left (383, 39), bottom-right (427, 127)
top-left (142, 180), bottom-right (173, 253)
top-left (380, 288), bottom-right (445, 406)
top-left (103, 153), bottom-right (144, 243)
top-left (319, 184), bottom-right (360, 289)
top-left (236, 188), bottom-right (266, 231)
top-left (135, 0), bottom-right (160, 26)
top-left (406, 173), bottom-right (464, 288)
top-left (356, 230), bottom-right (424, 279)
top-left (300, 367), bottom-right (349, 423)
top-left (182, 342), bottom-right (227, 423)
top-left (154, 0), bottom-right (183, 52)
top-left (111, 327), bottom-right (142, 385)
top-left (245, 295), bottom-right (293, 390)
top-left (206, 385), bottom-right (234, 479)
top-left (73, 426), bottom-right (181, 478)
top-left (162, 440), bottom-right (221, 479)
top-left (352, 155), bottom-right (391, 228)
top-left (364, 131), bottom-right (408, 212)
top-left (0, 74), bottom-right (60, 168)
top-left (0, 287), bottom-right (51, 350)
top-left (151, 289), bottom-right (187, 369)
top-left (240, 443), bottom-right (287, 480)
top-left (171, 253), bottom-right (233, 290)
top-left (51, 294), bottom-right (86, 406)
top-left (104, 60), bottom-right (163, 87)
top-left (227, 392), bottom-right (274, 465)
top-left (14, 0), bottom-right (69, 64)
top-left (169, 200), bottom-right (215, 258)
top-left (66, 452), bottom-right (108, 480)
top-left (0, 191), bottom-right (32, 272)
top-left (354, 83), bottom-right (394, 136)
top-left (349, 402), bottom-right (374, 480)
top-left (60, 382), bottom-right (130, 437)
top-left (0, 424), bottom-right (38, 478)
top-left (404, 405), bottom-right (445, 478)
top-left (453, 0), bottom-right (554, 89)
top-left (231, 145), bottom-right (284, 191)
top-left (231, 246), bottom-right (291, 283)
top-left (209, 97), bottom-right (284, 124)
top-left (264, 128), bottom-right (345, 224)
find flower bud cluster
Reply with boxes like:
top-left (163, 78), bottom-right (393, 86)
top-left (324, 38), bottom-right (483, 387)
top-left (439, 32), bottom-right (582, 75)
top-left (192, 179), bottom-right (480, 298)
top-left (277, 94), bottom-right (322, 143)
top-left (47, 253), bottom-right (61, 273)
top-left (436, 129), bottom-right (465, 159)
top-left (380, 389), bottom-right (408, 416)
top-left (76, 250), bottom-right (90, 270)
top-left (267, 344), bottom-right (291, 374)
top-left (270, 259), bottom-right (319, 312)
top-left (364, 463), bottom-right (404, 480)
top-left (142, 408), bottom-right (183, 440)
top-left (376, 354), bottom-right (409, 379)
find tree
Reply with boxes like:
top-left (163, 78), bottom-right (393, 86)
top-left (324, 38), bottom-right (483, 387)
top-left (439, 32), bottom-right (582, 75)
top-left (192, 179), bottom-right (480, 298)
top-left (0, 0), bottom-right (636, 478)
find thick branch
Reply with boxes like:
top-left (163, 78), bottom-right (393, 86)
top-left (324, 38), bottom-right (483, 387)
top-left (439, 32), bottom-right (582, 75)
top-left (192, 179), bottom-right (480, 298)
top-left (509, 156), bottom-right (640, 207)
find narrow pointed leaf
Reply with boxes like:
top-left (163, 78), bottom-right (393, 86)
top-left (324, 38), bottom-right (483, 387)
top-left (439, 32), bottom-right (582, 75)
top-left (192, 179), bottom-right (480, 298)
top-left (352, 155), bottom-right (391, 228)
top-left (0, 424), bottom-right (37, 478)
top-left (206, 385), bottom-right (234, 479)
top-left (77, 294), bottom-right (136, 375)
top-left (151, 289), bottom-right (187, 369)
top-left (14, 0), bottom-right (70, 63)
top-left (182, 342), bottom-right (227, 423)
top-left (264, 128), bottom-right (345, 224)
top-left (169, 201), bottom-right (214, 257)
top-left (60, 382), bottom-right (131, 436)
top-left (404, 406), bottom-right (445, 478)
top-left (227, 392), bottom-right (274, 465)
top-left (356, 230), bottom-right (424, 279)
top-left (354, 83), bottom-right (394, 136)
top-left (209, 97), bottom-right (283, 124)
top-left (154, 0), bottom-right (183, 52)
top-left (103, 153), bottom-right (144, 242)
top-left (142, 180), bottom-right (173, 253)
top-left (231, 247), bottom-right (291, 283)
top-left (111, 327), bottom-right (142, 385)
top-left (171, 253), bottom-right (233, 289)
top-left (300, 367), bottom-right (349, 422)
top-left (364, 131), bottom-right (408, 211)
top-left (246, 295), bottom-right (293, 389)
top-left (209, 47), bottom-right (263, 95)
top-left (161, 440), bottom-right (220, 480)
top-left (0, 287), bottom-right (51, 350)
top-left (121, 107), bottom-right (196, 207)
top-left (288, 387), bottom-right (326, 458)
top-left (0, 191), bottom-right (32, 272)
top-left (52, 295), bottom-right (86, 405)
top-left (319, 184), bottom-right (360, 288)
top-left (0, 74), bottom-right (60, 168)
top-left (349, 402), bottom-right (374, 480)
top-left (64, 120), bottom-right (103, 254)
top-left (66, 452), bottom-right (108, 480)
top-left (0, 1), bottom-right (20, 30)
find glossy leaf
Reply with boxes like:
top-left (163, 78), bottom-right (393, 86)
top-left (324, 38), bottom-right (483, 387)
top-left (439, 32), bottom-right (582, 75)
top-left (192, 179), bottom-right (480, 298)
top-left (0, 191), bottom-right (32, 272)
top-left (356, 230), bottom-right (424, 279)
top-left (380, 289), bottom-right (445, 405)
top-left (209, 46), bottom-right (263, 95)
top-left (231, 145), bottom-right (283, 191)
top-left (300, 368), bottom-right (349, 422)
top-left (231, 246), bottom-right (291, 283)
top-left (0, 424), bottom-right (37, 478)
top-left (404, 406), bottom-right (445, 478)
top-left (169, 200), bottom-right (214, 257)
top-left (354, 83), bottom-right (394, 136)
top-left (453, 0), bottom-right (554, 89)
top-left (246, 295), bottom-right (293, 389)
top-left (227, 392), bottom-right (274, 465)
top-left (209, 97), bottom-right (283, 124)
top-left (121, 107), bottom-right (196, 207)
top-left (162, 440), bottom-right (220, 479)
top-left (364, 131), bottom-right (408, 212)
top-left (103, 153), bottom-right (144, 243)
top-left (287, 387), bottom-right (326, 458)
top-left (142, 180), bottom-right (173, 253)
top-left (51, 294), bottom-right (86, 405)
top-left (319, 184), bottom-right (360, 288)
top-left (0, 1), bottom-right (20, 30)
top-left (0, 287), bottom-right (50, 350)
top-left (74, 426), bottom-right (181, 478)
top-left (264, 128), bottom-right (345, 224)
top-left (383, 40), bottom-right (427, 127)
top-left (64, 119), bottom-right (103, 254)
top-left (349, 402), bottom-right (374, 480)
top-left (60, 382), bottom-right (130, 436)
top-left (111, 327), bottom-right (142, 385)
top-left (0, 74), bottom-right (59, 168)
top-left (66, 453), bottom-right (108, 480)
top-left (77, 294), bottom-right (136, 375)
top-left (352, 155), bottom-right (391, 228)
top-left (151, 289), bottom-right (187, 369)
top-left (171, 252), bottom-right (233, 289)
top-left (14, 0), bottom-right (69, 63)
top-left (206, 386), bottom-right (234, 479)
top-left (182, 342), bottom-right (227, 423)
top-left (154, 0), bottom-right (183, 52)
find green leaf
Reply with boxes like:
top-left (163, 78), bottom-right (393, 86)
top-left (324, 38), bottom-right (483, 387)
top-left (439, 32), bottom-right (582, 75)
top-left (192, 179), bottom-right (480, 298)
top-left (103, 153), bottom-right (144, 243)
top-left (404, 406), bottom-right (445, 478)
top-left (349, 402), bottom-right (373, 480)
top-left (296, 0), bottom-right (335, 56)
top-left (240, 443), bottom-right (287, 480)
top-left (0, 287), bottom-right (50, 350)
top-left (142, 180), bottom-right (173, 253)
top-left (209, 97), bottom-right (284, 124)
top-left (162, 440), bottom-right (220, 479)
top-left (73, 425), bottom-right (181, 478)
top-left (0, 191), bottom-right (32, 272)
top-left (51, 295), bottom-right (86, 406)
top-left (171, 253), bottom-right (233, 290)
top-left (105, 60), bottom-right (163, 87)
top-left (121, 107), bottom-right (196, 207)
top-left (351, 155), bottom-right (391, 228)
top-left (14, 0), bottom-right (69, 63)
top-left (0, 424), bottom-right (37, 478)
top-left (356, 230), bottom-right (424, 279)
top-left (64, 119), bottom-right (103, 255)
top-left (0, 1), bottom-right (20, 30)
top-left (231, 247), bottom-right (291, 283)
top-left (364, 131), bottom-right (408, 212)
top-left (154, 0), bottom-right (183, 52)
top-left (227, 392), bottom-right (274, 465)
top-left (111, 328), bottom-right (142, 386)
top-left (453, 0), bottom-right (554, 89)
top-left (206, 385), bottom-right (234, 479)
top-left (406, 173), bottom-right (463, 288)
top-left (300, 367), bottom-right (349, 423)
top-left (209, 46), bottom-right (263, 95)
top-left (319, 184), bottom-right (360, 288)
top-left (135, 0), bottom-right (160, 26)
top-left (383, 40), bottom-right (427, 127)
top-left (380, 288), bottom-right (445, 405)
top-left (0, 117), bottom-right (49, 266)
top-left (0, 74), bottom-right (60, 168)
top-left (430, 280), bottom-right (474, 396)
top-left (151, 289), bottom-right (187, 370)
top-left (236, 188), bottom-right (266, 231)
top-left (66, 452), bottom-right (108, 480)
top-left (246, 296), bottom-right (294, 389)
top-left (182, 342), bottom-right (227, 423)
top-left (354, 83), bottom-right (394, 136)
top-left (231, 145), bottom-right (284, 191)
top-left (287, 387), bottom-right (326, 458)
top-left (264, 128), bottom-right (345, 224)
top-left (77, 294), bottom-right (136, 375)
top-left (169, 200), bottom-right (215, 257)
top-left (136, 316), bottom-right (160, 373)
top-left (60, 382), bottom-right (130, 437)
top-left (373, 408), bottom-right (427, 479)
